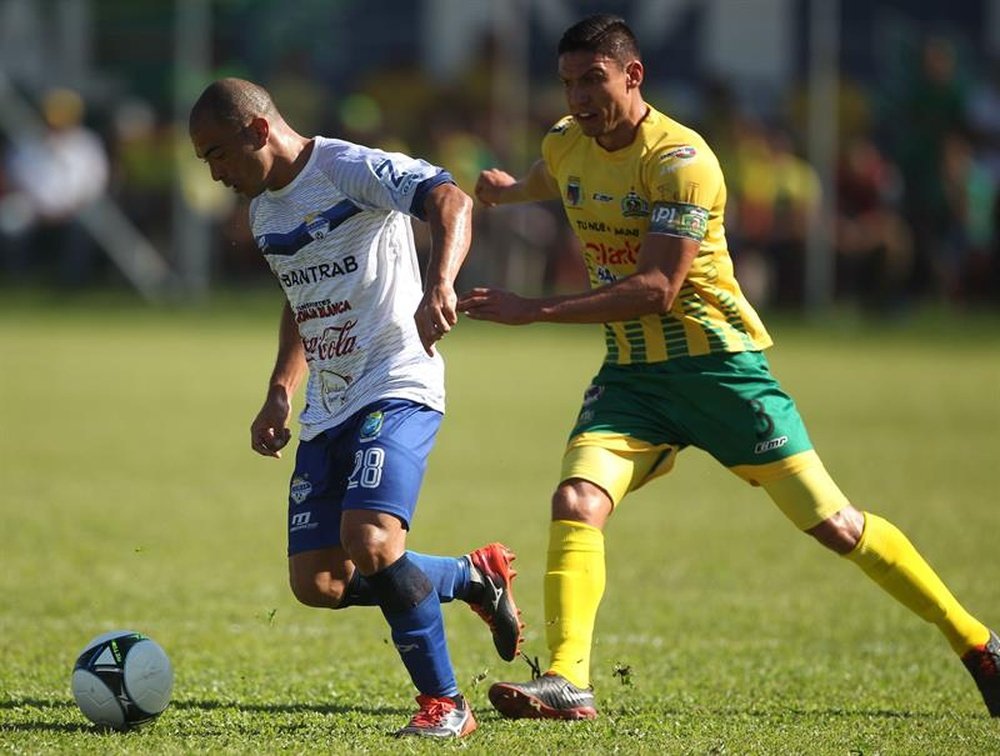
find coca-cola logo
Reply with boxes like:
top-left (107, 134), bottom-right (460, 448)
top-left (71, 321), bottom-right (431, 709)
top-left (302, 319), bottom-right (359, 360)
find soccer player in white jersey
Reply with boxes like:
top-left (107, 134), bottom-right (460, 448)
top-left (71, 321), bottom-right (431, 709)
top-left (189, 78), bottom-right (523, 739)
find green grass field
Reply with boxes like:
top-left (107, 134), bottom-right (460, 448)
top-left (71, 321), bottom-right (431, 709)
top-left (2, 293), bottom-right (999, 754)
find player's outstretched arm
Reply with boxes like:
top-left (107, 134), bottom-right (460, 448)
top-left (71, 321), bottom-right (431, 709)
top-left (415, 182), bottom-right (474, 355)
top-left (251, 301), bottom-right (306, 458)
top-left (459, 234), bottom-right (699, 326)
top-left (475, 159), bottom-right (560, 207)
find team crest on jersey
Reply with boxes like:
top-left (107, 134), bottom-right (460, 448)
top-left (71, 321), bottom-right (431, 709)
top-left (359, 410), bottom-right (384, 441)
top-left (304, 213), bottom-right (329, 240)
top-left (621, 190), bottom-right (649, 217)
top-left (566, 176), bottom-right (582, 206)
top-left (290, 476), bottom-right (313, 504)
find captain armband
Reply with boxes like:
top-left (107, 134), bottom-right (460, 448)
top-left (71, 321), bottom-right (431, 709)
top-left (648, 202), bottom-right (710, 242)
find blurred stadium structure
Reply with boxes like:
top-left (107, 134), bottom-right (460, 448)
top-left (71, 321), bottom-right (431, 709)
top-left (0, 0), bottom-right (998, 311)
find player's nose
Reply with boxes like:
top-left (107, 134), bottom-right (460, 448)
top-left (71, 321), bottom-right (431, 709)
top-left (567, 83), bottom-right (589, 106)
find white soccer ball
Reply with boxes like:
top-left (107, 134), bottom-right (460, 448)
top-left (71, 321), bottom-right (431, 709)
top-left (70, 629), bottom-right (173, 730)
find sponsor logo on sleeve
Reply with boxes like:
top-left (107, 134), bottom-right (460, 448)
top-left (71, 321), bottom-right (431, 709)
top-left (649, 202), bottom-right (709, 241)
top-left (664, 145), bottom-right (697, 160)
top-left (659, 145), bottom-right (698, 174)
top-left (374, 158), bottom-right (419, 199)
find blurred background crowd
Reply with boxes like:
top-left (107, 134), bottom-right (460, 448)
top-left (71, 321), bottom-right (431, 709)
top-left (0, 0), bottom-right (998, 313)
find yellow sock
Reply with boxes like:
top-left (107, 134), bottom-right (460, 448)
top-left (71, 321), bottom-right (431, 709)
top-left (844, 512), bottom-right (989, 654)
top-left (544, 519), bottom-right (606, 689)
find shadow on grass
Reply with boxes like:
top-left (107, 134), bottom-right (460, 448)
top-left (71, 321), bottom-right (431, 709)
top-left (0, 697), bottom-right (75, 711)
top-left (1, 695), bottom-right (408, 718)
top-left (601, 703), bottom-right (960, 722)
top-left (169, 697), bottom-right (411, 717)
top-left (0, 694), bottom-right (410, 735)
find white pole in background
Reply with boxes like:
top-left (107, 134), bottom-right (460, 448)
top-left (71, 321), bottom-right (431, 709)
top-left (173, 0), bottom-right (212, 300)
top-left (490, 0), bottom-right (531, 291)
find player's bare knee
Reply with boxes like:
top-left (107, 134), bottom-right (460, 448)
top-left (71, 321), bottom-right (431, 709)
top-left (551, 479), bottom-right (611, 527)
top-left (340, 524), bottom-right (395, 574)
top-left (806, 506), bottom-right (865, 554)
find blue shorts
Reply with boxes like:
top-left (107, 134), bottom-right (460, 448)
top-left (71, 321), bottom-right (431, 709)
top-left (286, 398), bottom-right (442, 556)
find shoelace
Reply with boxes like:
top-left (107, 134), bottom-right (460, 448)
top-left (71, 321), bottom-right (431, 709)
top-left (523, 653), bottom-right (542, 679)
top-left (411, 696), bottom-right (455, 726)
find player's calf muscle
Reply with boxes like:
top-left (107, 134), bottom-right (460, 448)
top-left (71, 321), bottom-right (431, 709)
top-left (288, 566), bottom-right (348, 608)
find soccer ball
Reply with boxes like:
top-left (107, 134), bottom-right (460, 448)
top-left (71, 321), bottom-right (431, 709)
top-left (70, 630), bottom-right (173, 730)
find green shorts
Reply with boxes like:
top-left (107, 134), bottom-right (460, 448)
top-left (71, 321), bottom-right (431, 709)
top-left (570, 350), bottom-right (812, 463)
top-left (562, 351), bottom-right (850, 528)
top-left (570, 352), bottom-right (828, 482)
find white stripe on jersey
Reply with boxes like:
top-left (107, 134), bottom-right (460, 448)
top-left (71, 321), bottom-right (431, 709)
top-left (249, 137), bottom-right (450, 440)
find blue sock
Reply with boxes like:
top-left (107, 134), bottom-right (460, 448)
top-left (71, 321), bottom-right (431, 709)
top-left (367, 554), bottom-right (458, 697)
top-left (338, 551), bottom-right (471, 608)
top-left (408, 552), bottom-right (471, 602)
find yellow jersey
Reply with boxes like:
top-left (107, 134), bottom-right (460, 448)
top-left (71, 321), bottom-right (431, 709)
top-left (541, 105), bottom-right (772, 364)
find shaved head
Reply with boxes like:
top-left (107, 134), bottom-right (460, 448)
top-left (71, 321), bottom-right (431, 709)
top-left (189, 77), bottom-right (277, 131)
top-left (190, 76), bottom-right (313, 198)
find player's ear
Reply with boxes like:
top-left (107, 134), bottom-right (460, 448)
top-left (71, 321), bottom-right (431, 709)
top-left (625, 60), bottom-right (644, 90)
top-left (246, 117), bottom-right (270, 149)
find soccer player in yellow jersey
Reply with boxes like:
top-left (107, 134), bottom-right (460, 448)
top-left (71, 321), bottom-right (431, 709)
top-left (459, 13), bottom-right (999, 720)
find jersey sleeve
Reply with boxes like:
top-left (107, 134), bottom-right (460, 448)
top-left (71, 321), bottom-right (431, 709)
top-left (541, 116), bottom-right (575, 181)
top-left (324, 143), bottom-right (454, 221)
top-left (644, 142), bottom-right (722, 242)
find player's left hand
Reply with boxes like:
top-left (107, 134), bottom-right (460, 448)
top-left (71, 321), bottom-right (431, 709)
top-left (458, 287), bottom-right (536, 325)
top-left (250, 389), bottom-right (293, 458)
top-left (414, 282), bottom-right (458, 356)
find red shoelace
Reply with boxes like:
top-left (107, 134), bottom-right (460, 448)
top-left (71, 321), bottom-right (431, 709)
top-left (410, 695), bottom-right (456, 726)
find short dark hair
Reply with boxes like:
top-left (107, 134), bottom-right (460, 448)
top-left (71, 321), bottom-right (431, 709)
top-left (189, 77), bottom-right (276, 130)
top-left (557, 14), bottom-right (640, 64)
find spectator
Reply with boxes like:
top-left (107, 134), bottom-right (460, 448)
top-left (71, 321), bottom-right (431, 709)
top-left (834, 136), bottom-right (914, 311)
top-left (939, 130), bottom-right (997, 302)
top-left (0, 87), bottom-right (109, 285)
top-left (892, 35), bottom-right (969, 300)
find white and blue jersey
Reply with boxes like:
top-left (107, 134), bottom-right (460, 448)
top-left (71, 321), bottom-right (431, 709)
top-left (249, 136), bottom-right (454, 441)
